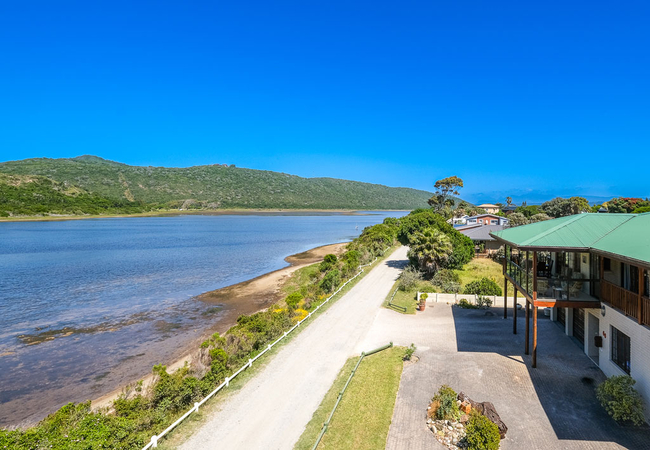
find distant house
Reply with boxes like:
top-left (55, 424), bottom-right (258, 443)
top-left (465, 213), bottom-right (509, 226)
top-left (457, 224), bottom-right (505, 256)
top-left (478, 203), bottom-right (500, 214)
top-left (501, 205), bottom-right (518, 215)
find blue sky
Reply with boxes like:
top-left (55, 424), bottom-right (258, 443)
top-left (1, 1), bottom-right (648, 204)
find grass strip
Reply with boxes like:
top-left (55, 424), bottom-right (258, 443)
top-left (294, 346), bottom-right (405, 450)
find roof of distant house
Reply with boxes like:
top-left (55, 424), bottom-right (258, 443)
top-left (458, 224), bottom-right (505, 241)
top-left (490, 213), bottom-right (650, 265)
top-left (501, 205), bottom-right (517, 211)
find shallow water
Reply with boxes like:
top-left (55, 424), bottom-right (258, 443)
top-left (0, 211), bottom-right (405, 426)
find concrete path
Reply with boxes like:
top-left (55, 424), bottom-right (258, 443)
top-left (366, 302), bottom-right (650, 450)
top-left (179, 246), bottom-right (409, 450)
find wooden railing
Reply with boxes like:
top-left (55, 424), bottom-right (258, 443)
top-left (601, 280), bottom-right (649, 326)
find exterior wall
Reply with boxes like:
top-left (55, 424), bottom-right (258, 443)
top-left (603, 259), bottom-right (621, 285)
top-left (589, 305), bottom-right (650, 418)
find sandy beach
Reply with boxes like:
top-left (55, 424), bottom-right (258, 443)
top-left (91, 241), bottom-right (348, 412)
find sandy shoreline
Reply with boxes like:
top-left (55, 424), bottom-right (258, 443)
top-left (91, 241), bottom-right (348, 412)
top-left (0, 209), bottom-right (402, 223)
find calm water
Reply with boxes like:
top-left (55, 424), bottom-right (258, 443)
top-left (0, 211), bottom-right (404, 425)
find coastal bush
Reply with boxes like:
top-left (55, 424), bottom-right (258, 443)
top-left (319, 254), bottom-right (338, 272)
top-left (432, 385), bottom-right (460, 421)
top-left (457, 298), bottom-right (478, 309)
top-left (398, 266), bottom-right (422, 291)
top-left (403, 343), bottom-right (417, 361)
top-left (464, 412), bottom-right (501, 450)
top-left (463, 278), bottom-right (502, 296)
top-left (432, 268), bottom-right (461, 293)
top-left (320, 269), bottom-right (341, 293)
top-left (596, 375), bottom-right (646, 425)
top-left (285, 292), bottom-right (303, 309)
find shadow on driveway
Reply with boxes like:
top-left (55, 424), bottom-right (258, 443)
top-left (452, 306), bottom-right (650, 448)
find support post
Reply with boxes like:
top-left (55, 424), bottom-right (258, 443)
top-left (532, 251), bottom-right (538, 365)
top-left (638, 267), bottom-right (644, 325)
top-left (513, 289), bottom-right (518, 334)
top-left (503, 248), bottom-right (508, 319)
top-left (533, 305), bottom-right (538, 368)
top-left (525, 299), bottom-right (530, 355)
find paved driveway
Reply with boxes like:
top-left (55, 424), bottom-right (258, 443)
top-left (361, 302), bottom-right (650, 450)
top-left (179, 246), bottom-right (409, 450)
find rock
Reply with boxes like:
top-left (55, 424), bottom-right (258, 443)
top-left (460, 414), bottom-right (469, 424)
top-left (479, 402), bottom-right (508, 439)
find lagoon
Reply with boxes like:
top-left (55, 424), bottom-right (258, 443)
top-left (0, 211), bottom-right (405, 426)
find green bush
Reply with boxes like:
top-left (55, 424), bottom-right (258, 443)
top-left (432, 268), bottom-right (461, 293)
top-left (403, 343), bottom-right (416, 361)
top-left (464, 412), bottom-right (501, 450)
top-left (463, 278), bottom-right (502, 296)
top-left (457, 298), bottom-right (478, 309)
top-left (476, 296), bottom-right (493, 308)
top-left (320, 269), bottom-right (341, 293)
top-left (433, 385), bottom-right (460, 421)
top-left (596, 375), bottom-right (646, 425)
top-left (285, 292), bottom-right (303, 309)
top-left (398, 266), bottom-right (422, 291)
top-left (319, 254), bottom-right (338, 272)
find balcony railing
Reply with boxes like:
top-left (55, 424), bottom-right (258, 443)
top-left (601, 279), bottom-right (650, 326)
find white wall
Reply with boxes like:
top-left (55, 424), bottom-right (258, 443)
top-left (591, 305), bottom-right (650, 418)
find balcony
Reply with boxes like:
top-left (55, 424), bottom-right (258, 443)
top-left (601, 280), bottom-right (650, 327)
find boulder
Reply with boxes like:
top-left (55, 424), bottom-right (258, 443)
top-left (478, 401), bottom-right (508, 439)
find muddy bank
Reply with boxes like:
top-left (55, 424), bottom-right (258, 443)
top-left (90, 242), bottom-right (348, 415)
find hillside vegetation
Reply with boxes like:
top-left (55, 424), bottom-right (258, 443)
top-left (0, 156), bottom-right (432, 214)
top-left (0, 173), bottom-right (157, 217)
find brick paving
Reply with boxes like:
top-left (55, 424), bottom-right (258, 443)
top-left (360, 302), bottom-right (650, 450)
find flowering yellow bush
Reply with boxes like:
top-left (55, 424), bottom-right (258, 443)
top-left (273, 307), bottom-right (286, 314)
top-left (292, 308), bottom-right (308, 322)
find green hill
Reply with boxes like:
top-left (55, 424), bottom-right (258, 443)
top-left (0, 156), bottom-right (432, 214)
top-left (0, 173), bottom-right (157, 217)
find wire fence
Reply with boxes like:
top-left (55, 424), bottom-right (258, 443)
top-left (143, 258), bottom-right (379, 449)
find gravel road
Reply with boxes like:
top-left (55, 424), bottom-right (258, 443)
top-left (179, 246), bottom-right (409, 450)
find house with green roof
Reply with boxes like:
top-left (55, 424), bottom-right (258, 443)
top-left (491, 213), bottom-right (650, 412)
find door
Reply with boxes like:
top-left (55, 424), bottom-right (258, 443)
top-left (557, 307), bottom-right (566, 326)
top-left (573, 308), bottom-right (585, 346)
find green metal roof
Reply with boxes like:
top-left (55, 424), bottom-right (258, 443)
top-left (491, 213), bottom-right (634, 249)
top-left (592, 213), bottom-right (650, 265)
top-left (490, 213), bottom-right (650, 266)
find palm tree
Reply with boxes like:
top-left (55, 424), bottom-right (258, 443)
top-left (407, 228), bottom-right (453, 276)
top-left (506, 196), bottom-right (513, 206)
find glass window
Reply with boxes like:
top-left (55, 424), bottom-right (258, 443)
top-left (611, 326), bottom-right (631, 374)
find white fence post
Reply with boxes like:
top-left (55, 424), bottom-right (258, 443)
top-left (225, 376), bottom-right (229, 387)
top-left (151, 436), bottom-right (158, 448)
top-left (248, 358), bottom-right (253, 368)
top-left (194, 402), bottom-right (199, 413)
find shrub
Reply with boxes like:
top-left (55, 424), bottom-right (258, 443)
top-left (463, 278), bottom-right (502, 296)
top-left (320, 269), bottom-right (341, 293)
top-left (420, 293), bottom-right (428, 301)
top-left (432, 385), bottom-right (460, 421)
top-left (457, 298), bottom-right (478, 309)
top-left (398, 266), bottom-right (422, 291)
top-left (464, 412), bottom-right (501, 450)
top-left (596, 375), bottom-right (646, 425)
top-left (432, 268), bottom-right (461, 293)
top-left (476, 296), bottom-right (493, 308)
top-left (403, 343), bottom-right (416, 361)
top-left (319, 253), bottom-right (338, 272)
top-left (285, 292), bottom-right (303, 309)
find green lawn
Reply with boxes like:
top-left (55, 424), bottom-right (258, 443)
top-left (453, 258), bottom-right (514, 296)
top-left (383, 279), bottom-right (435, 314)
top-left (294, 346), bottom-right (405, 450)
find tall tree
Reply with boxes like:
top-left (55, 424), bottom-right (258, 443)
top-left (541, 197), bottom-right (590, 218)
top-left (407, 228), bottom-right (453, 276)
top-left (427, 176), bottom-right (464, 216)
top-left (506, 196), bottom-right (513, 206)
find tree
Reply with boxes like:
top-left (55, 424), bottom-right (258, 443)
top-left (506, 196), bottom-right (513, 206)
top-left (541, 197), bottom-right (590, 218)
top-left (507, 212), bottom-right (529, 228)
top-left (428, 176), bottom-right (463, 215)
top-left (530, 213), bottom-right (552, 223)
top-left (407, 228), bottom-right (453, 276)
